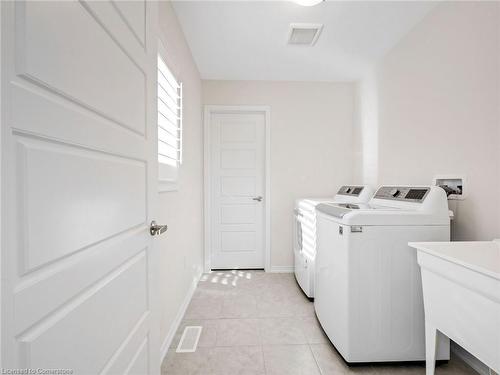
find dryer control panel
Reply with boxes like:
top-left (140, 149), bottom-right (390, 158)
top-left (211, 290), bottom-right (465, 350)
top-left (374, 186), bottom-right (430, 202)
top-left (337, 186), bottom-right (365, 197)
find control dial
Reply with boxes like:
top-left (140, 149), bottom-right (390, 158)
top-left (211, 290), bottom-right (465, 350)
top-left (389, 188), bottom-right (401, 198)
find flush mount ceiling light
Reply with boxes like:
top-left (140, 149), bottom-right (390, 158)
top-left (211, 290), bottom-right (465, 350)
top-left (292, 0), bottom-right (325, 6)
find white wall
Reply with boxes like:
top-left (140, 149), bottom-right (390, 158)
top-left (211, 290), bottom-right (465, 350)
top-left (157, 0), bottom-right (204, 351)
top-left (353, 70), bottom-right (379, 186)
top-left (202, 81), bottom-right (356, 269)
top-left (357, 1), bottom-right (500, 241)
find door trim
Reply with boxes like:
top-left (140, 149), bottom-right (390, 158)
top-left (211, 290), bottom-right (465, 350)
top-left (203, 105), bottom-right (271, 273)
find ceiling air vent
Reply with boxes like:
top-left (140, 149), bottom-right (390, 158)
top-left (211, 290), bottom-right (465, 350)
top-left (288, 23), bottom-right (323, 46)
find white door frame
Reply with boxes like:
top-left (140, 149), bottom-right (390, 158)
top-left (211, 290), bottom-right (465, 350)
top-left (203, 105), bottom-right (271, 273)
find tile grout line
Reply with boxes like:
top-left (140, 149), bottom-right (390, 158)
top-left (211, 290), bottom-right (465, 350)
top-left (260, 344), bottom-right (268, 375)
top-left (258, 317), bottom-right (267, 374)
top-left (308, 342), bottom-right (324, 375)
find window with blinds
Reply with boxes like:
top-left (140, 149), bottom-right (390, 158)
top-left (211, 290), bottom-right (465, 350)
top-left (157, 53), bottom-right (182, 185)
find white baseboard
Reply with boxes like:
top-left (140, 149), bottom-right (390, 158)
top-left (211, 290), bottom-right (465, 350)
top-left (269, 266), bottom-right (294, 273)
top-left (159, 273), bottom-right (201, 365)
top-left (451, 342), bottom-right (493, 375)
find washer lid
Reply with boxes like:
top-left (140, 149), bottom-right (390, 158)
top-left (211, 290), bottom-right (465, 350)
top-left (315, 204), bottom-right (350, 218)
top-left (295, 197), bottom-right (336, 212)
top-left (316, 202), bottom-right (397, 218)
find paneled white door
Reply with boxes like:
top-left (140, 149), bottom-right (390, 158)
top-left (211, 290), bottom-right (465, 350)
top-left (210, 111), bottom-right (266, 269)
top-left (1, 1), bottom-right (160, 374)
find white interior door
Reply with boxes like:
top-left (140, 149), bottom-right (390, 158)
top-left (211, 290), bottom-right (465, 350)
top-left (1, 1), bottom-right (160, 373)
top-left (210, 110), bottom-right (266, 269)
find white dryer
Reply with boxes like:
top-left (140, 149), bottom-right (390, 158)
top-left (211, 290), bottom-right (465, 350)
top-left (314, 186), bottom-right (450, 363)
top-left (294, 185), bottom-right (374, 298)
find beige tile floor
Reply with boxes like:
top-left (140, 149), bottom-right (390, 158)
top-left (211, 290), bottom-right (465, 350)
top-left (161, 270), bottom-right (477, 375)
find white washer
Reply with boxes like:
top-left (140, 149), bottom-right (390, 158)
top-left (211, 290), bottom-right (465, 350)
top-left (314, 186), bottom-right (451, 363)
top-left (294, 185), bottom-right (374, 298)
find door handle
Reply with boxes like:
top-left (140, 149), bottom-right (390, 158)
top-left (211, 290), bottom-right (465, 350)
top-left (150, 221), bottom-right (168, 236)
top-left (252, 196), bottom-right (263, 202)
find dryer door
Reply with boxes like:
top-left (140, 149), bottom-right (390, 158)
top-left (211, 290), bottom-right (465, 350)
top-left (293, 209), bottom-right (303, 252)
top-left (294, 208), bottom-right (315, 297)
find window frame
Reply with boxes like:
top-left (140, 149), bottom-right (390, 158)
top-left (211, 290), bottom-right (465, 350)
top-left (157, 40), bottom-right (183, 192)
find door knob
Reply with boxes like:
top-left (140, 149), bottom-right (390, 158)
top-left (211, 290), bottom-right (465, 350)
top-left (150, 221), bottom-right (168, 236)
top-left (252, 196), bottom-right (263, 202)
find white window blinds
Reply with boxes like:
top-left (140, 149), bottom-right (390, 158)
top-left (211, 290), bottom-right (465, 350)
top-left (157, 54), bottom-right (182, 173)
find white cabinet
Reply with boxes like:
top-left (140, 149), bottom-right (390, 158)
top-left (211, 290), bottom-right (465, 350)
top-left (410, 241), bottom-right (500, 375)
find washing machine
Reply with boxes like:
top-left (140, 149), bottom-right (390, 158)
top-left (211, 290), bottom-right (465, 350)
top-left (294, 185), bottom-right (374, 298)
top-left (314, 186), bottom-right (451, 363)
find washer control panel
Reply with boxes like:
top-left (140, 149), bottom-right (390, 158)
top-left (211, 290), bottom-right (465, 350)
top-left (337, 186), bottom-right (365, 196)
top-left (374, 186), bottom-right (430, 202)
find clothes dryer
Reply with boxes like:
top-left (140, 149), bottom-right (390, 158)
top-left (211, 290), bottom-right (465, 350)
top-left (294, 185), bottom-right (374, 298)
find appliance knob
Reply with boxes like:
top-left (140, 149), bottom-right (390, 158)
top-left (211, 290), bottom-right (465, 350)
top-left (389, 188), bottom-right (400, 197)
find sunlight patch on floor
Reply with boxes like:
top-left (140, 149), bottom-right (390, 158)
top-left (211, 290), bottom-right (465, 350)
top-left (199, 270), bottom-right (254, 288)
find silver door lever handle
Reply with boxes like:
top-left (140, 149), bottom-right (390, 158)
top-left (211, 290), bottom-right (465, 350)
top-left (252, 196), bottom-right (263, 202)
top-left (150, 221), bottom-right (168, 236)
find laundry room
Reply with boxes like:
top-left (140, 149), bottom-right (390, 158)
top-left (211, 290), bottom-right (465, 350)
top-left (0, 1), bottom-right (498, 375)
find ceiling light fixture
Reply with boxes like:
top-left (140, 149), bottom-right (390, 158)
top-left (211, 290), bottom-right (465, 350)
top-left (292, 0), bottom-right (324, 7)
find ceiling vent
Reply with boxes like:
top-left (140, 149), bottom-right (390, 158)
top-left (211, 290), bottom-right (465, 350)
top-left (288, 23), bottom-right (323, 46)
